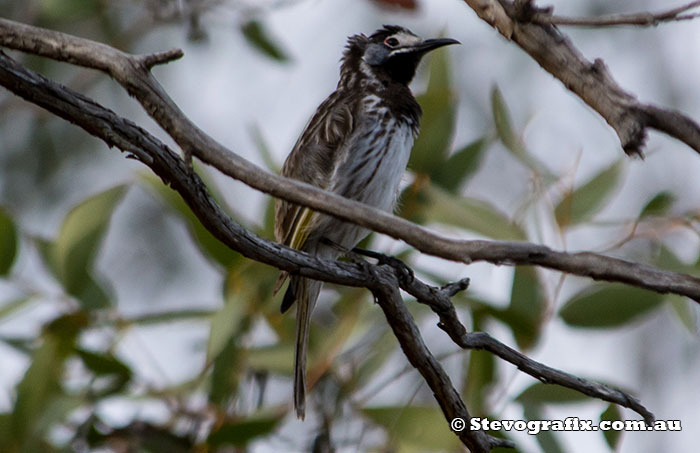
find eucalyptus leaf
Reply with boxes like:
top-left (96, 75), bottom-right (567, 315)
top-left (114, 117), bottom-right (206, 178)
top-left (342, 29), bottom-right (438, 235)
top-left (125, 309), bottom-right (215, 325)
top-left (668, 295), bottom-right (697, 334)
top-left (246, 344), bottom-right (294, 375)
top-left (420, 183), bottom-right (525, 240)
top-left (142, 173), bottom-right (241, 268)
top-left (464, 350), bottom-right (495, 414)
top-left (491, 86), bottom-right (553, 180)
top-left (410, 48), bottom-right (456, 174)
top-left (505, 267), bottom-right (545, 349)
top-left (11, 313), bottom-right (87, 447)
top-left (207, 295), bottom-right (245, 361)
top-left (516, 382), bottom-right (589, 405)
top-left (640, 191), bottom-right (675, 219)
top-left (432, 136), bottom-right (491, 193)
top-left (0, 207), bottom-right (18, 276)
top-left (55, 186), bottom-right (125, 290)
top-left (0, 297), bottom-right (33, 321)
top-left (209, 337), bottom-right (242, 407)
top-left (241, 20), bottom-right (289, 62)
top-left (363, 406), bottom-right (458, 450)
top-left (522, 405), bottom-right (565, 453)
top-left (555, 161), bottom-right (623, 227)
top-left (559, 284), bottom-right (664, 328)
top-left (208, 412), bottom-right (283, 447)
top-left (600, 403), bottom-right (623, 449)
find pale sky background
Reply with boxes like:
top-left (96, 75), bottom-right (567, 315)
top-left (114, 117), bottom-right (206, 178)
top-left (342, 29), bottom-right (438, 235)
top-left (1, 0), bottom-right (700, 452)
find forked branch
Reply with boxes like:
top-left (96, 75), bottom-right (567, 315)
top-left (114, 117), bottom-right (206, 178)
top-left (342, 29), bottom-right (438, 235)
top-left (462, 0), bottom-right (700, 156)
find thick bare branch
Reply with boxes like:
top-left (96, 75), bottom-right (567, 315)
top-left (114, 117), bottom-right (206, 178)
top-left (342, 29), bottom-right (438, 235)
top-left (2, 17), bottom-right (700, 304)
top-left (0, 49), bottom-right (506, 451)
top-left (461, 0), bottom-right (700, 157)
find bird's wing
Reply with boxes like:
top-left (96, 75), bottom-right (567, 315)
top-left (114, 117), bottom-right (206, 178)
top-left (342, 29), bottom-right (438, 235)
top-left (274, 91), bottom-right (358, 250)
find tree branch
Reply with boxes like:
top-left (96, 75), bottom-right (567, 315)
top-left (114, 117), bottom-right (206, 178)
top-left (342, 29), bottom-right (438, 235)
top-left (461, 0), bottom-right (700, 157)
top-left (392, 262), bottom-right (655, 425)
top-left (2, 17), bottom-right (700, 305)
top-left (0, 49), bottom-right (508, 451)
top-left (531, 1), bottom-right (700, 27)
top-left (369, 267), bottom-right (514, 452)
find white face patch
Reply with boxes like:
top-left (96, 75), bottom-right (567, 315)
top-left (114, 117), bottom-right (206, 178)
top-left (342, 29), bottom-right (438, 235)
top-left (388, 31), bottom-right (422, 47)
top-left (385, 31), bottom-right (422, 55)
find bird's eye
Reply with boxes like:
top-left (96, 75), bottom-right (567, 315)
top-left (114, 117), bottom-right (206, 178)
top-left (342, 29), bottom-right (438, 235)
top-left (384, 37), bottom-right (399, 47)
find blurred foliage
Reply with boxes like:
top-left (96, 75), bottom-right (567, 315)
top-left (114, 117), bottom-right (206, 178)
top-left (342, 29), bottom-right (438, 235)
top-left (0, 1), bottom-right (698, 452)
top-left (241, 20), bottom-right (289, 62)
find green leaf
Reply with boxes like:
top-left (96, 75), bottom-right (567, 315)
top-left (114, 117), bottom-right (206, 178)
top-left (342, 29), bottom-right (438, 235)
top-left (464, 350), bottom-right (495, 414)
top-left (50, 186), bottom-right (125, 309)
top-left (142, 174), bottom-right (242, 268)
top-left (207, 412), bottom-right (283, 447)
top-left (600, 404), bottom-right (623, 449)
top-left (410, 48), bottom-right (456, 174)
top-left (249, 124), bottom-right (279, 173)
top-left (432, 136), bottom-right (491, 193)
top-left (491, 86), bottom-right (553, 180)
top-left (0, 336), bottom-right (33, 354)
top-left (555, 161), bottom-right (623, 227)
top-left (207, 295), bottom-right (245, 361)
top-left (71, 273), bottom-right (111, 310)
top-left (76, 348), bottom-right (132, 396)
top-left (516, 383), bottom-right (589, 405)
top-left (0, 297), bottom-right (33, 321)
top-left (245, 344), bottom-right (294, 375)
top-left (0, 413), bottom-right (10, 445)
top-left (363, 406), bottom-right (458, 450)
top-left (209, 337), bottom-right (242, 407)
top-left (40, 0), bottom-right (102, 22)
top-left (668, 295), bottom-right (697, 334)
top-left (34, 394), bottom-right (83, 441)
top-left (491, 86), bottom-right (521, 156)
top-left (522, 405), bottom-right (565, 453)
top-left (125, 309), bottom-right (215, 325)
top-left (559, 284), bottom-right (664, 328)
top-left (0, 207), bottom-right (18, 276)
top-left (11, 312), bottom-right (87, 447)
top-left (640, 191), bottom-right (676, 219)
top-left (241, 20), bottom-right (288, 62)
top-left (417, 183), bottom-right (525, 240)
top-left (504, 267), bottom-right (545, 349)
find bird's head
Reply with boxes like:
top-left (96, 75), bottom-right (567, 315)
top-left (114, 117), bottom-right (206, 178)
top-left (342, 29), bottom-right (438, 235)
top-left (343, 25), bottom-right (459, 86)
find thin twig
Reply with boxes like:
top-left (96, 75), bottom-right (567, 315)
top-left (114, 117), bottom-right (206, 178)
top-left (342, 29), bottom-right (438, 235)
top-left (532, 1), bottom-right (700, 27)
top-left (460, 332), bottom-right (655, 425)
top-left (393, 262), bottom-right (655, 424)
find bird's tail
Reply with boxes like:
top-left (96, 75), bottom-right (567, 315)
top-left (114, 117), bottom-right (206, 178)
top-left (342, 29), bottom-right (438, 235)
top-left (286, 275), bottom-right (322, 420)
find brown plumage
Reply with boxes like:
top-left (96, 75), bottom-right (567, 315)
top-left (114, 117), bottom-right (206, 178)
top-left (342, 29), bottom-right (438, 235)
top-left (274, 25), bottom-right (459, 419)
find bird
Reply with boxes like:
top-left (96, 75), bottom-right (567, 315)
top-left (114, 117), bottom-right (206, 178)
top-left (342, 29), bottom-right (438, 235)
top-left (274, 25), bottom-right (459, 419)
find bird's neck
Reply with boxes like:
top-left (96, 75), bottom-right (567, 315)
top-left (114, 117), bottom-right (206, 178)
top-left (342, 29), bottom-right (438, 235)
top-left (336, 59), bottom-right (422, 129)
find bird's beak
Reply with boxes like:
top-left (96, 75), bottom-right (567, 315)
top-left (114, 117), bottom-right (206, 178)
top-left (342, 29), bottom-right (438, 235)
top-left (411, 37), bottom-right (460, 54)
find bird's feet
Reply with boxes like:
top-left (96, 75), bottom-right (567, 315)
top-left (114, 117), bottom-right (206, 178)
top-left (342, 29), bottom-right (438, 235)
top-left (351, 247), bottom-right (415, 287)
